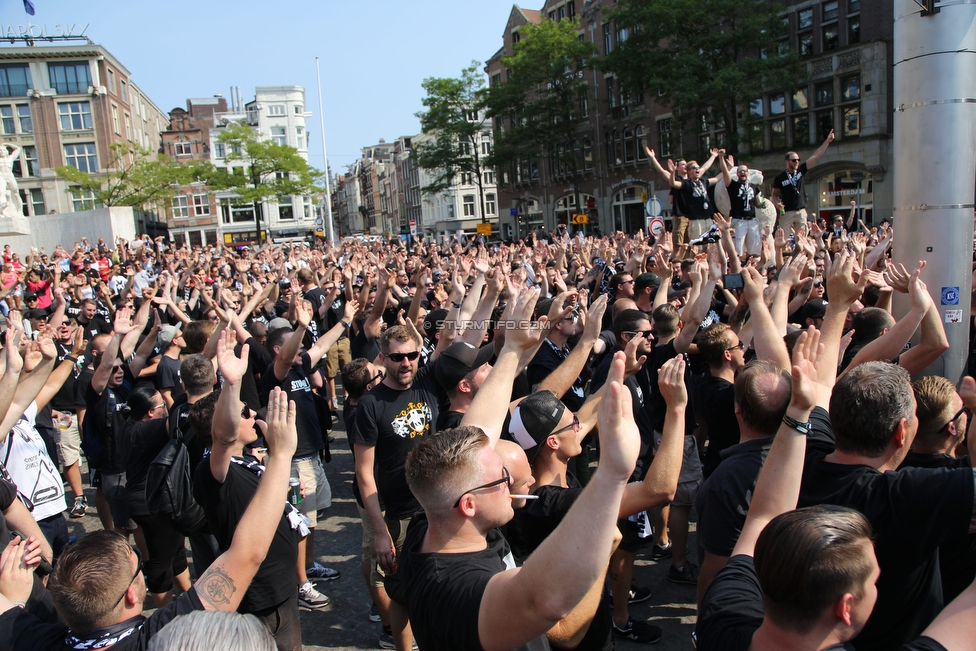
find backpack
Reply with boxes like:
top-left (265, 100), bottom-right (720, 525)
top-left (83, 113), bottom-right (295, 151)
top-left (145, 417), bottom-right (207, 535)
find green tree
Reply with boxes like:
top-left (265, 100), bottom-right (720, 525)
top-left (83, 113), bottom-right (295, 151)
top-left (55, 142), bottom-right (200, 209)
top-left (413, 62), bottom-right (492, 224)
top-left (208, 121), bottom-right (323, 241)
top-left (602, 0), bottom-right (803, 155)
top-left (484, 17), bottom-right (597, 233)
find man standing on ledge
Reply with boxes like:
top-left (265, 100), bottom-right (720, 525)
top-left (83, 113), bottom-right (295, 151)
top-left (771, 129), bottom-right (835, 236)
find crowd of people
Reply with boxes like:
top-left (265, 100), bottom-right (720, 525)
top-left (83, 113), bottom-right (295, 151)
top-left (0, 142), bottom-right (974, 651)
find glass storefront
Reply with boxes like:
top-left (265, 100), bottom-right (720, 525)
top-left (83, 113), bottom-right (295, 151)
top-left (612, 185), bottom-right (650, 234)
top-left (817, 170), bottom-right (873, 225)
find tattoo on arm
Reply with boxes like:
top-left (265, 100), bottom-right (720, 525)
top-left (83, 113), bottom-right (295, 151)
top-left (196, 565), bottom-right (237, 608)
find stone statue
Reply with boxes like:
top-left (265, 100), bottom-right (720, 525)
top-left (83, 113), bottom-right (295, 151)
top-left (0, 144), bottom-right (22, 217)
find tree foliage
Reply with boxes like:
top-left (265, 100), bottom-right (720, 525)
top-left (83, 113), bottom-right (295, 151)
top-left (413, 62), bottom-right (492, 217)
top-left (484, 16), bottom-right (597, 215)
top-left (602, 0), bottom-right (803, 153)
top-left (208, 121), bottom-right (322, 204)
top-left (55, 142), bottom-right (200, 209)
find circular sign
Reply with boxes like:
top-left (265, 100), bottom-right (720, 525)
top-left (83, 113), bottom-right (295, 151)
top-left (645, 196), bottom-right (663, 217)
top-left (647, 217), bottom-right (666, 238)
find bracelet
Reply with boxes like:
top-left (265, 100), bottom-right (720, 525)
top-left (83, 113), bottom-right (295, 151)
top-left (452, 302), bottom-right (462, 308)
top-left (65, 355), bottom-right (78, 363)
top-left (782, 413), bottom-right (811, 435)
top-left (11, 600), bottom-right (25, 608)
top-left (340, 320), bottom-right (350, 328)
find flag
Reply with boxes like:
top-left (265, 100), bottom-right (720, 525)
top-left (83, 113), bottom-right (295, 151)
top-left (23, 0), bottom-right (35, 16)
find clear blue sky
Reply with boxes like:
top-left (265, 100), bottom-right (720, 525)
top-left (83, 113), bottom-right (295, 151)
top-left (0, 0), bottom-right (523, 174)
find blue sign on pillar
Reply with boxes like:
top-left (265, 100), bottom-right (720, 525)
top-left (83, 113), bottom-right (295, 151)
top-left (510, 208), bottom-right (518, 217)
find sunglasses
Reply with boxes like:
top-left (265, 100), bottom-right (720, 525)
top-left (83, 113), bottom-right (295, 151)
top-left (241, 404), bottom-right (254, 419)
top-left (387, 351), bottom-right (420, 362)
top-left (938, 406), bottom-right (972, 434)
top-left (551, 415), bottom-right (581, 437)
top-left (788, 158), bottom-right (801, 162)
top-left (688, 165), bottom-right (701, 170)
top-left (453, 467), bottom-right (512, 508)
top-left (111, 546), bottom-right (143, 608)
top-left (726, 342), bottom-right (745, 352)
top-left (623, 329), bottom-right (654, 339)
top-left (369, 371), bottom-right (384, 384)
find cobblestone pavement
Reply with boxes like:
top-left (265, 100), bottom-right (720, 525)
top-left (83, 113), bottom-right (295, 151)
top-left (69, 417), bottom-right (698, 650)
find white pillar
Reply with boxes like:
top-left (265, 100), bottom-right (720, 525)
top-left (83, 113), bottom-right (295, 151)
top-left (892, 0), bottom-right (976, 380)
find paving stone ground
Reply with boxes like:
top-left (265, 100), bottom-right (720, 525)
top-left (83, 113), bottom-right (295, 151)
top-left (70, 416), bottom-right (698, 650)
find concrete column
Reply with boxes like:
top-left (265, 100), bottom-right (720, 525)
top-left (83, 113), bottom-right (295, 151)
top-left (892, 0), bottom-right (976, 380)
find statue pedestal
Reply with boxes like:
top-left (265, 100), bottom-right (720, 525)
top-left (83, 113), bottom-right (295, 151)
top-left (0, 214), bottom-right (31, 236)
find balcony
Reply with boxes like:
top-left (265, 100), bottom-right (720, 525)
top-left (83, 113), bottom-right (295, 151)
top-left (53, 81), bottom-right (87, 95)
top-left (0, 84), bottom-right (30, 97)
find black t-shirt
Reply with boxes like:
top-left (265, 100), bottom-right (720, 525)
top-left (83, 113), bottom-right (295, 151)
top-left (646, 340), bottom-right (697, 435)
top-left (699, 374), bottom-right (740, 478)
top-left (727, 180), bottom-right (760, 219)
top-left (123, 418), bottom-right (170, 517)
top-left (527, 340), bottom-right (585, 412)
top-left (75, 314), bottom-right (113, 343)
top-left (899, 452), bottom-right (976, 604)
top-left (513, 476), bottom-right (613, 651)
top-left (259, 352), bottom-right (323, 458)
top-left (678, 177), bottom-right (713, 220)
top-left (73, 368), bottom-right (93, 411)
top-left (304, 286), bottom-right (327, 331)
top-left (352, 363), bottom-right (440, 519)
top-left (343, 401), bottom-right (365, 508)
top-left (239, 337), bottom-right (272, 413)
top-left (193, 456), bottom-right (299, 612)
top-left (50, 342), bottom-right (78, 412)
top-left (84, 379), bottom-right (133, 474)
top-left (590, 351), bottom-right (656, 482)
top-left (772, 162), bottom-right (809, 211)
top-left (0, 587), bottom-right (204, 651)
top-left (351, 327), bottom-right (380, 363)
top-left (697, 555), bottom-right (948, 651)
top-left (0, 477), bottom-right (16, 548)
top-left (401, 514), bottom-right (550, 651)
top-left (799, 430), bottom-right (975, 651)
top-left (436, 409), bottom-right (464, 432)
top-left (670, 183), bottom-right (689, 217)
top-left (155, 356), bottom-right (184, 403)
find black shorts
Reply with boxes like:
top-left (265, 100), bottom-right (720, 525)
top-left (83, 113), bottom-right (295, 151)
top-left (617, 516), bottom-right (652, 553)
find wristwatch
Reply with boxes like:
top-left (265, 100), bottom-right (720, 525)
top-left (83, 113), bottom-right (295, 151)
top-left (782, 413), bottom-right (811, 435)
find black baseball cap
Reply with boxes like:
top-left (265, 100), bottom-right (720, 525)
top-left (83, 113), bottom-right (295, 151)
top-left (434, 342), bottom-right (494, 392)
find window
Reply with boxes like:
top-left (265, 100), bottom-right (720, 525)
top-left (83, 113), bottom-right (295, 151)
top-left (848, 17), bottom-right (860, 44)
top-left (843, 105), bottom-right (860, 137)
top-left (481, 139), bottom-right (491, 156)
top-left (214, 142), bottom-right (226, 159)
top-left (462, 194), bottom-right (476, 217)
top-left (658, 118), bottom-right (673, 157)
top-left (49, 62), bottom-right (90, 94)
top-left (793, 88), bottom-right (809, 111)
top-left (22, 146), bottom-right (37, 177)
top-left (0, 106), bottom-right (13, 134)
top-left (58, 101), bottom-right (92, 130)
top-left (175, 142), bottom-right (192, 156)
top-left (750, 124), bottom-right (764, 152)
top-left (64, 143), bottom-right (97, 172)
top-left (118, 79), bottom-right (128, 103)
top-left (172, 196), bottom-right (189, 218)
top-left (27, 188), bottom-right (43, 216)
top-left (268, 105), bottom-right (286, 116)
top-left (799, 33), bottom-right (814, 57)
top-left (770, 93), bottom-right (786, 115)
top-left (124, 112), bottom-right (132, 140)
top-left (849, 0), bottom-right (860, 11)
top-left (107, 69), bottom-right (115, 93)
top-left (604, 24), bottom-right (613, 53)
top-left (296, 126), bottom-right (304, 149)
top-left (294, 105), bottom-right (303, 114)
top-left (278, 196), bottom-right (294, 220)
top-left (466, 110), bottom-right (479, 121)
top-left (491, 73), bottom-right (501, 87)
top-left (823, 1), bottom-right (839, 21)
top-left (607, 77), bottom-right (616, 108)
top-left (461, 172), bottom-right (474, 185)
top-left (771, 119), bottom-right (787, 149)
top-left (485, 193), bottom-right (496, 215)
top-left (112, 104), bottom-right (120, 134)
top-left (583, 138), bottom-right (593, 170)
top-left (842, 74), bottom-right (861, 101)
top-left (579, 88), bottom-right (588, 118)
top-left (16, 104), bottom-right (30, 133)
top-left (271, 127), bottom-right (287, 146)
top-left (447, 203), bottom-right (455, 219)
top-left (70, 188), bottom-right (101, 212)
top-left (816, 81), bottom-right (834, 106)
top-left (192, 193), bottom-right (210, 216)
top-left (623, 127), bottom-right (635, 162)
top-left (816, 110), bottom-right (834, 142)
top-left (749, 98), bottom-right (764, 119)
top-left (799, 8), bottom-right (814, 28)
top-left (823, 25), bottom-right (839, 51)
top-left (793, 115), bottom-right (811, 145)
top-left (0, 64), bottom-right (31, 96)
top-left (483, 170), bottom-right (495, 185)
top-left (617, 26), bottom-right (630, 44)
top-left (636, 126), bottom-right (648, 161)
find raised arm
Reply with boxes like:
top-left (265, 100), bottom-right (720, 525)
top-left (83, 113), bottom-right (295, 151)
top-left (643, 147), bottom-right (673, 183)
top-left (477, 353), bottom-right (638, 651)
top-left (0, 328), bottom-right (24, 442)
top-left (194, 387), bottom-right (296, 612)
top-left (817, 252), bottom-right (868, 406)
top-left (128, 310), bottom-right (163, 378)
top-left (307, 300), bottom-right (355, 364)
top-left (741, 267), bottom-right (790, 369)
top-left (210, 331), bottom-right (248, 483)
top-left (806, 129), bottom-right (835, 168)
top-left (536, 296), bottom-right (606, 399)
top-left (674, 257), bottom-right (719, 353)
top-left (459, 266), bottom-right (502, 347)
top-left (273, 300), bottom-right (308, 381)
top-left (731, 327), bottom-right (820, 558)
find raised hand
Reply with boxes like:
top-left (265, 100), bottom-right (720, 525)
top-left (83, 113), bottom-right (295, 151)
top-left (113, 306), bottom-right (134, 335)
top-left (790, 327), bottom-right (823, 412)
top-left (5, 328), bottom-right (23, 375)
top-left (825, 250), bottom-right (868, 308)
top-left (741, 267), bottom-right (765, 305)
top-left (0, 537), bottom-right (35, 605)
top-left (295, 297), bottom-right (312, 328)
top-left (596, 352), bottom-right (640, 483)
top-left (907, 261), bottom-right (932, 312)
top-left (658, 355), bottom-right (688, 409)
top-left (778, 252), bottom-right (807, 288)
top-left (581, 294), bottom-right (607, 344)
top-left (216, 330), bottom-right (248, 385)
top-left (264, 387), bottom-right (298, 460)
top-left (36, 328), bottom-right (57, 360)
top-left (502, 287), bottom-right (545, 351)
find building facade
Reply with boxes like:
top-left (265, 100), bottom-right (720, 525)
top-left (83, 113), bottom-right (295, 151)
top-left (485, 0), bottom-right (891, 237)
top-left (0, 41), bottom-right (168, 234)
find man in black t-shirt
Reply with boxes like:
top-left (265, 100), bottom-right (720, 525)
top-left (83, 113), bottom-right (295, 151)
top-left (261, 298), bottom-right (352, 607)
top-left (668, 156), bottom-right (722, 243)
top-left (0, 385), bottom-right (299, 651)
top-left (155, 324), bottom-right (185, 409)
top-left (694, 323), bottom-right (746, 478)
top-left (900, 375), bottom-right (976, 604)
top-left (771, 129), bottom-right (834, 236)
top-left (434, 341), bottom-right (495, 432)
top-left (718, 155), bottom-right (764, 256)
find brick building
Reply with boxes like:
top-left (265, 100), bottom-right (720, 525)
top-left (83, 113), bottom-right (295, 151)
top-left (0, 41), bottom-right (168, 234)
top-left (486, 0), bottom-right (892, 237)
